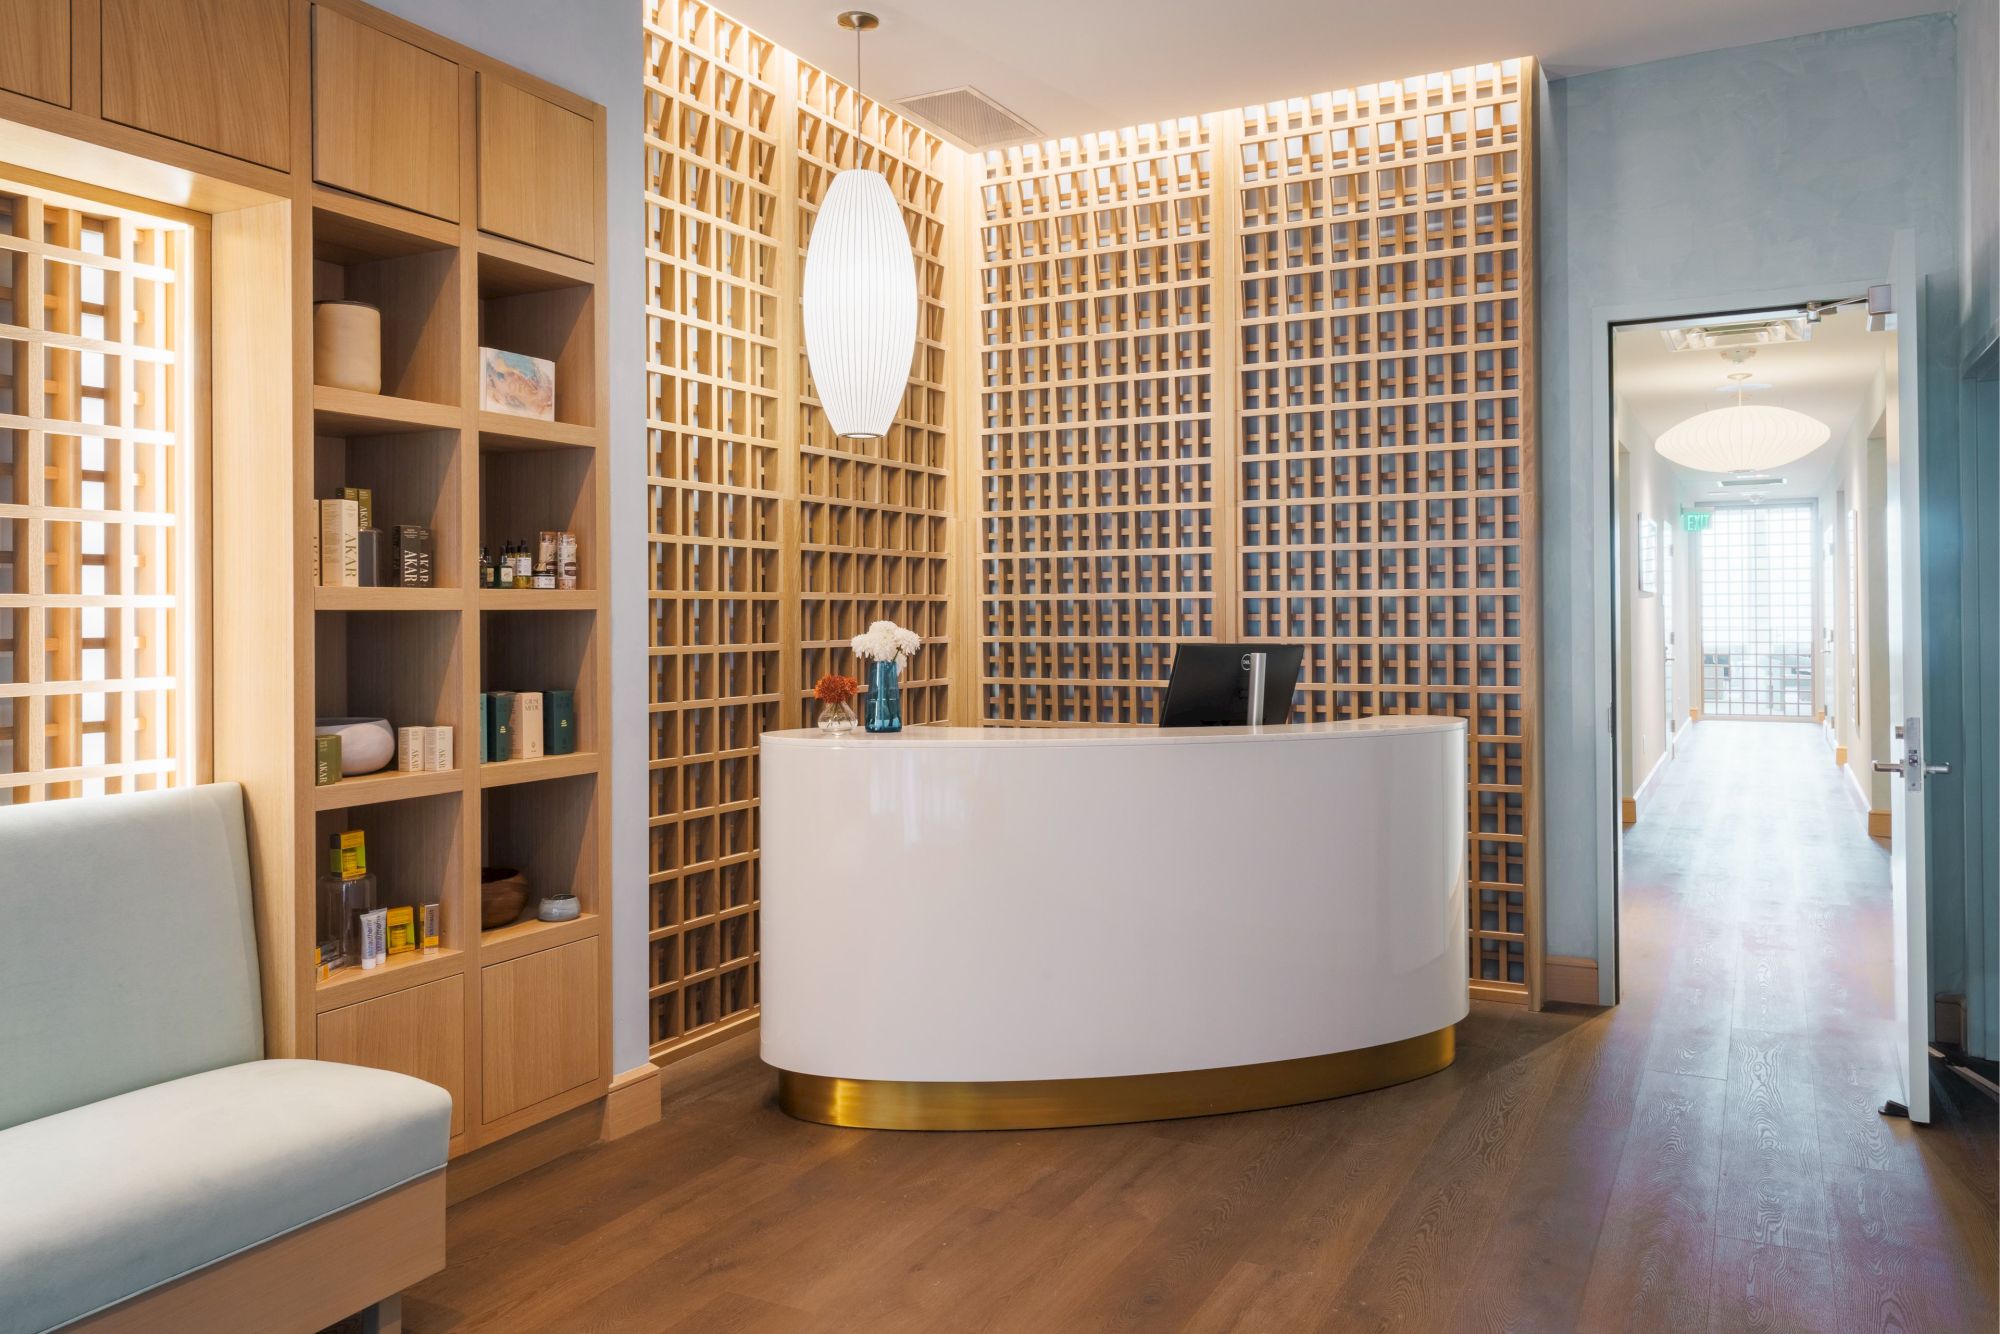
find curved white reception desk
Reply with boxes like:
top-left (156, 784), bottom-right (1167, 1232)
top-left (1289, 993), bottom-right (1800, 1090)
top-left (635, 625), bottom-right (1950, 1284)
top-left (760, 718), bottom-right (1467, 1130)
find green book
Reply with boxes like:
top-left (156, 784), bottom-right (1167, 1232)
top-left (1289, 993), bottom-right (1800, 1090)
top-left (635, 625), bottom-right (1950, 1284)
top-left (479, 692), bottom-right (490, 763)
top-left (488, 691), bottom-right (516, 762)
top-left (314, 734), bottom-right (341, 786)
top-left (544, 689), bottom-right (576, 756)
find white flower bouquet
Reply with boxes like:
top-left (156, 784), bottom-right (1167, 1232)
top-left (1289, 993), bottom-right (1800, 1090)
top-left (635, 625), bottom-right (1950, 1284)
top-left (851, 619), bottom-right (921, 671)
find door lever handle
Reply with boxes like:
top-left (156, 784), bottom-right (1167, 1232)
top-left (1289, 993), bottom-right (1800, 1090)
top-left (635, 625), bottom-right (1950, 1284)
top-left (1873, 760), bottom-right (1903, 774)
top-left (1924, 761), bottom-right (1951, 777)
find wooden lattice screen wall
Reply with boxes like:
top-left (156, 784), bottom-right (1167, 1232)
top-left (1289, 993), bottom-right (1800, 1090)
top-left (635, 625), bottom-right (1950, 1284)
top-left (0, 184), bottom-right (193, 805)
top-left (976, 120), bottom-right (1217, 723)
top-left (643, 0), bottom-right (956, 1058)
top-left (975, 63), bottom-right (1539, 1001)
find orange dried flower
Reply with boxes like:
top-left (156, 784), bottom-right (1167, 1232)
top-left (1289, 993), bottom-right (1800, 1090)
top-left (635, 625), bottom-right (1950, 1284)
top-left (813, 673), bottom-right (859, 706)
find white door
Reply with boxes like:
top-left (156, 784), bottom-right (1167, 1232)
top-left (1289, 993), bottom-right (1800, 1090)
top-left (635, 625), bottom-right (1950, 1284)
top-left (1879, 232), bottom-right (1934, 1124)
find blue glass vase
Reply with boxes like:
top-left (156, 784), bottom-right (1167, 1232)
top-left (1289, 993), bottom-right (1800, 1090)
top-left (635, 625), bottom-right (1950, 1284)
top-left (865, 658), bottom-right (902, 733)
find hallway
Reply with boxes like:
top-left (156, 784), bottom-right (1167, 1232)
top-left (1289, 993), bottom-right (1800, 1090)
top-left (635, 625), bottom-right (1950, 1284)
top-left (407, 720), bottom-right (1996, 1333)
top-left (1614, 719), bottom-right (1996, 1329)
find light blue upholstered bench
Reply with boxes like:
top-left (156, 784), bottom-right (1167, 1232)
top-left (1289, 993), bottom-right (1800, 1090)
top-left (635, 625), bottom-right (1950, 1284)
top-left (0, 785), bottom-right (451, 1333)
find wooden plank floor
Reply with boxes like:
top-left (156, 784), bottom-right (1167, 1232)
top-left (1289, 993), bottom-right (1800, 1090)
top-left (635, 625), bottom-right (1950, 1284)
top-left (407, 720), bottom-right (1996, 1332)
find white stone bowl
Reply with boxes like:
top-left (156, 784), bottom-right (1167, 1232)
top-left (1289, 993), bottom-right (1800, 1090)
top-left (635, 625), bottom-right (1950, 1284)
top-left (314, 717), bottom-right (396, 776)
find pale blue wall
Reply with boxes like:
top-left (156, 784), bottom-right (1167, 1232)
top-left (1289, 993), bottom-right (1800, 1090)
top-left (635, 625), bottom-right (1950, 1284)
top-left (1954, 0), bottom-right (1997, 1057)
top-left (1539, 17), bottom-right (1977, 1015)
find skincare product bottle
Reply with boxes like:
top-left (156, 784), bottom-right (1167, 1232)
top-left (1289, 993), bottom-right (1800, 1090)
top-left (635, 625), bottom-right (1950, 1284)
top-left (360, 907), bottom-right (387, 970)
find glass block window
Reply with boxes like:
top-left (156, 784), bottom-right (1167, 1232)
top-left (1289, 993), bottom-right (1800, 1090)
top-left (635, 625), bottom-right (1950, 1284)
top-left (0, 183), bottom-right (197, 803)
top-left (1699, 504), bottom-right (1816, 718)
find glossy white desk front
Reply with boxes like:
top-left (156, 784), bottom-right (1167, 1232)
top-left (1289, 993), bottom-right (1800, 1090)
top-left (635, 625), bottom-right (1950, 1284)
top-left (759, 718), bottom-right (1468, 1129)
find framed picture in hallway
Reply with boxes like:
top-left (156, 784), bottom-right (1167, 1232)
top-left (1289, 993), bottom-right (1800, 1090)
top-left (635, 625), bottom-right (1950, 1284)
top-left (1638, 514), bottom-right (1659, 594)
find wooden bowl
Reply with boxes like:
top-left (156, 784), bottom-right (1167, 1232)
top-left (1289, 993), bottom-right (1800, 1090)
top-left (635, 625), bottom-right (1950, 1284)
top-left (480, 867), bottom-right (530, 929)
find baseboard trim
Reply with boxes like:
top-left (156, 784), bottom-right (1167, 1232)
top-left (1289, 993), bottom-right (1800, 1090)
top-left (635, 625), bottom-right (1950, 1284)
top-left (1543, 954), bottom-right (1602, 1006)
top-left (1842, 761), bottom-right (1872, 813)
top-left (1867, 808), bottom-right (1892, 839)
top-left (602, 1062), bottom-right (663, 1140)
top-left (445, 1098), bottom-right (602, 1206)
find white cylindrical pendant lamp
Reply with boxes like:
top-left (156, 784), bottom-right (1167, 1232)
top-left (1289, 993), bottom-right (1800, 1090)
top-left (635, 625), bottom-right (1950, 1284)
top-left (802, 168), bottom-right (917, 440)
top-left (1655, 403), bottom-right (1831, 473)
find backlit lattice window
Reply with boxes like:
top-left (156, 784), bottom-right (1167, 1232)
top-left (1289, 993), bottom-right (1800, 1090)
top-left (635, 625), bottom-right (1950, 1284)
top-left (1700, 504), bottom-right (1817, 719)
top-left (0, 182), bottom-right (198, 804)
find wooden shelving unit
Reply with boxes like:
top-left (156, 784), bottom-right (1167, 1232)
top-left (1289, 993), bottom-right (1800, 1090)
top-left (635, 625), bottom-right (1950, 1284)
top-left (192, 0), bottom-right (613, 1159)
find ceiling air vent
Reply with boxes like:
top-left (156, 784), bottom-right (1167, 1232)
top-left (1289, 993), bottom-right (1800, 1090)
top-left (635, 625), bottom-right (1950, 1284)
top-left (1660, 318), bottom-right (1810, 352)
top-left (894, 86), bottom-right (1040, 150)
top-left (1719, 474), bottom-right (1784, 487)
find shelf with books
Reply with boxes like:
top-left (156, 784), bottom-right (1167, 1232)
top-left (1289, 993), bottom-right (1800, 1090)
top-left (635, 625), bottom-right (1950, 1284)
top-left (478, 750), bottom-right (600, 789)
top-left (311, 419), bottom-right (459, 591)
top-left (479, 609), bottom-right (593, 745)
top-left (315, 587), bottom-right (461, 612)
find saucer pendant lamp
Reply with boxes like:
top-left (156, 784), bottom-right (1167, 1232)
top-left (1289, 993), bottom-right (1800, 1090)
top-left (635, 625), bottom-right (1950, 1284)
top-left (802, 12), bottom-right (916, 441)
top-left (1655, 394), bottom-right (1831, 473)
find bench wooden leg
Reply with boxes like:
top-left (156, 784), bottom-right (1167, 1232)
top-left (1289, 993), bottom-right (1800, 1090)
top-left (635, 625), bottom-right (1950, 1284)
top-left (361, 1294), bottom-right (401, 1334)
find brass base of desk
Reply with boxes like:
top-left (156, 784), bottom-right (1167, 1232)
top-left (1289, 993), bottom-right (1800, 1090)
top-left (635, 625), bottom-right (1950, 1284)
top-left (774, 1025), bottom-right (1456, 1131)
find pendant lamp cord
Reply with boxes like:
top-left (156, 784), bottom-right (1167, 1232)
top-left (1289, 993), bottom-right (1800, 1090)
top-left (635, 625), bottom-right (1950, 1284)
top-left (852, 23), bottom-right (863, 160)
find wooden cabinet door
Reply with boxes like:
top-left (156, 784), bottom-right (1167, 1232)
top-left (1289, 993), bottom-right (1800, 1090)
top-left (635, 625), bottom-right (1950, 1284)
top-left (101, 0), bottom-right (289, 169)
top-left (311, 5), bottom-right (460, 221)
top-left (317, 975), bottom-right (467, 1137)
top-left (0, 0), bottom-right (71, 107)
top-left (476, 73), bottom-right (593, 261)
top-left (481, 938), bottom-right (599, 1123)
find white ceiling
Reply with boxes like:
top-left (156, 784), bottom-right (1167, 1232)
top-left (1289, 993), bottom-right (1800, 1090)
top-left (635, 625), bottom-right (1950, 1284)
top-left (719, 0), bottom-right (1947, 146)
top-left (1613, 311), bottom-right (1891, 507)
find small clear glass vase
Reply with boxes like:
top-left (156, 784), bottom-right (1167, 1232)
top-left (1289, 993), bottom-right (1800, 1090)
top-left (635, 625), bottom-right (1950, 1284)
top-left (817, 700), bottom-right (857, 734)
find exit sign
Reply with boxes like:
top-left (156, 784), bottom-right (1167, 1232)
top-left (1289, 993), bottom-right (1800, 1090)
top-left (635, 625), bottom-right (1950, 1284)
top-left (1682, 511), bottom-right (1711, 533)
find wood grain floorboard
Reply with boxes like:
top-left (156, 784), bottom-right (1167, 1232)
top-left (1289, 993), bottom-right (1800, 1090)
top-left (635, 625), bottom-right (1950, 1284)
top-left (404, 722), bottom-right (1995, 1332)
top-left (1707, 1237), bottom-right (1837, 1333)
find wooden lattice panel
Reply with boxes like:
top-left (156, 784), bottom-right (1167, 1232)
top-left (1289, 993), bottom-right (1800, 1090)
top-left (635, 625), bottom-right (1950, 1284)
top-left (644, 0), bottom-right (957, 1057)
top-left (976, 65), bottom-right (1537, 1000)
top-left (1234, 65), bottom-right (1533, 995)
top-left (0, 185), bottom-right (191, 804)
top-left (794, 65), bottom-right (953, 725)
top-left (976, 120), bottom-right (1217, 723)
top-left (644, 0), bottom-right (782, 1053)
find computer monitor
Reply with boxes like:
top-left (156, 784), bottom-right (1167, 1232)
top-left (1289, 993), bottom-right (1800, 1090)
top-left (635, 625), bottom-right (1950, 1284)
top-left (1158, 644), bottom-right (1303, 727)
